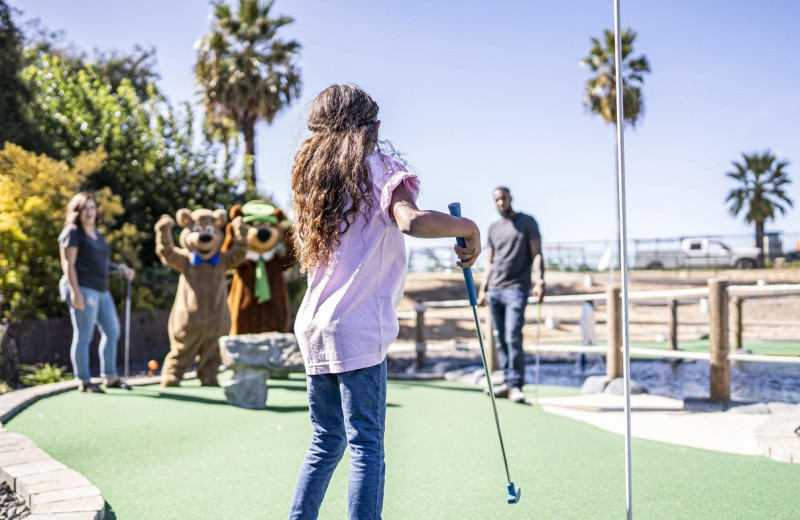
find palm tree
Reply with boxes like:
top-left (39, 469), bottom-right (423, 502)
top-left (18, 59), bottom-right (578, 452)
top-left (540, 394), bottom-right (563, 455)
top-left (195, 0), bottom-right (301, 190)
top-left (726, 151), bottom-right (793, 266)
top-left (580, 29), bottom-right (650, 272)
top-left (580, 29), bottom-right (650, 128)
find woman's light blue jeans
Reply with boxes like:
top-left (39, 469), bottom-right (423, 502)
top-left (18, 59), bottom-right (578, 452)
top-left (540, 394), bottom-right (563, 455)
top-left (66, 285), bottom-right (120, 382)
top-left (289, 359), bottom-right (387, 520)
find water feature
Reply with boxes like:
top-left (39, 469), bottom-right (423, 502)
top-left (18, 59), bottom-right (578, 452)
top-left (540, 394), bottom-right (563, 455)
top-left (524, 355), bottom-right (800, 404)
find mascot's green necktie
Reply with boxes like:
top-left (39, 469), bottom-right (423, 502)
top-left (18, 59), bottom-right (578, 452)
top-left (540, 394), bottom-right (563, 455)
top-left (242, 200), bottom-right (279, 304)
top-left (255, 257), bottom-right (271, 303)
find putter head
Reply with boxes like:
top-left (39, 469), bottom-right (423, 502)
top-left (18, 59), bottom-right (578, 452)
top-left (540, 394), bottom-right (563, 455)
top-left (507, 482), bottom-right (521, 504)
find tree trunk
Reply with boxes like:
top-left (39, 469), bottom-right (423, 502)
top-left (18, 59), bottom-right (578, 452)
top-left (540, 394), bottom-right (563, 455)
top-left (755, 221), bottom-right (765, 268)
top-left (243, 121), bottom-right (257, 190)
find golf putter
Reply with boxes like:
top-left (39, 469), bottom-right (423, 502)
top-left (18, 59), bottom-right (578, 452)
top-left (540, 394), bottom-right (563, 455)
top-left (124, 277), bottom-right (131, 379)
top-left (448, 202), bottom-right (521, 505)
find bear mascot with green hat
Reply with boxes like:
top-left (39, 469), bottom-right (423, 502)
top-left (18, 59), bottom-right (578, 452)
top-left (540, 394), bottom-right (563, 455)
top-left (222, 201), bottom-right (296, 334)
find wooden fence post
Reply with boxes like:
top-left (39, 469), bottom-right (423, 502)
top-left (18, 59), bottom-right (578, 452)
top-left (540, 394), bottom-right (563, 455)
top-left (708, 279), bottom-right (730, 404)
top-left (732, 296), bottom-right (743, 352)
top-left (606, 286), bottom-right (622, 380)
top-left (668, 298), bottom-right (678, 350)
top-left (485, 307), bottom-right (499, 373)
top-left (415, 301), bottom-right (426, 369)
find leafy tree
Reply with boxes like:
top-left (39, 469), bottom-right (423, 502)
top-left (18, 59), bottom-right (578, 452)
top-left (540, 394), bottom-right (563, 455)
top-left (22, 52), bottom-right (241, 267)
top-left (21, 18), bottom-right (161, 102)
top-left (195, 0), bottom-right (302, 190)
top-left (0, 1), bottom-right (39, 150)
top-left (725, 151), bottom-right (793, 265)
top-left (204, 115), bottom-right (242, 184)
top-left (91, 45), bottom-right (162, 102)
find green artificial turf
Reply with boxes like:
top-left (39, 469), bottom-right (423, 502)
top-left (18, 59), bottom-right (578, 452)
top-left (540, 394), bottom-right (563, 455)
top-left (6, 374), bottom-right (800, 519)
top-left (632, 339), bottom-right (800, 357)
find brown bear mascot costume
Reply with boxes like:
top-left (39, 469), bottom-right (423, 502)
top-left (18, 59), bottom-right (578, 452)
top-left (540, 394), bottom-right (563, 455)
top-left (222, 201), bottom-right (296, 334)
top-left (155, 208), bottom-right (247, 386)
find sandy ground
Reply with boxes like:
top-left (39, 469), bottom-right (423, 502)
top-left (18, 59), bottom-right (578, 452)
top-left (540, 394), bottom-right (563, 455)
top-left (397, 269), bottom-right (800, 347)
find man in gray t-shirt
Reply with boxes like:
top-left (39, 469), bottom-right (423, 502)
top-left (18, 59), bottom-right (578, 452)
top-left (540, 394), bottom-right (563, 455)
top-left (478, 186), bottom-right (545, 403)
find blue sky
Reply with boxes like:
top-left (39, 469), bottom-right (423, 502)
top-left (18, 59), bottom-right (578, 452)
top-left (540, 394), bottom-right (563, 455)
top-left (10, 0), bottom-right (800, 253)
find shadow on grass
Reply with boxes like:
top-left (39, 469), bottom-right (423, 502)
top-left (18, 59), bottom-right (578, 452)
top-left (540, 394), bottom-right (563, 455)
top-left (266, 381), bottom-right (309, 392)
top-left (105, 502), bottom-right (117, 519)
top-left (265, 404), bottom-right (309, 413)
top-left (112, 387), bottom-right (314, 412)
top-left (390, 380), bottom-right (484, 394)
top-left (266, 402), bottom-right (401, 413)
top-left (109, 388), bottom-right (230, 407)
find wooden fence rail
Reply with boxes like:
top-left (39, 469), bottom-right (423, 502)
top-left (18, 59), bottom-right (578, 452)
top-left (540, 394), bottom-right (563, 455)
top-left (403, 281), bottom-right (800, 405)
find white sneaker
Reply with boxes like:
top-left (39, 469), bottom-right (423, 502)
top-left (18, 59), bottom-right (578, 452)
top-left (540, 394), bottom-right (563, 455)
top-left (484, 383), bottom-right (509, 398)
top-left (508, 387), bottom-right (526, 403)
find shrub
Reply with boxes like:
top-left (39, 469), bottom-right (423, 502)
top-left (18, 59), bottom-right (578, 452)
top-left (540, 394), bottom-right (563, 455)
top-left (18, 363), bottom-right (72, 386)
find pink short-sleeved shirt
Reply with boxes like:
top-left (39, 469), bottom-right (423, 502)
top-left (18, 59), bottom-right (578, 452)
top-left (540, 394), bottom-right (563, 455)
top-left (294, 153), bottom-right (420, 375)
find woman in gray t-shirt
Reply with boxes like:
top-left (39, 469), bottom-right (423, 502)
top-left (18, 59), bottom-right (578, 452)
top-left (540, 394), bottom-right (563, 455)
top-left (58, 192), bottom-right (135, 393)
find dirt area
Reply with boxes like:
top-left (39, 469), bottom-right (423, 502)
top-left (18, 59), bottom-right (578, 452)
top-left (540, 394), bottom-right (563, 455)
top-left (397, 269), bottom-right (800, 347)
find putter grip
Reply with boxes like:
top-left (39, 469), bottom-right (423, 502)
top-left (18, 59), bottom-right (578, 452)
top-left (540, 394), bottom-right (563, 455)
top-left (447, 203), bottom-right (478, 306)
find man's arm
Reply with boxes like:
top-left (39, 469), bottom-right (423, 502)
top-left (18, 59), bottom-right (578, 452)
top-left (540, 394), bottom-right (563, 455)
top-left (530, 237), bottom-right (545, 303)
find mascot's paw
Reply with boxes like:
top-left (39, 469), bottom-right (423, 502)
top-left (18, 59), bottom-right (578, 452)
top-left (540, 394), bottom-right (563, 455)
top-left (156, 214), bottom-right (175, 233)
top-left (231, 215), bottom-right (245, 239)
top-left (200, 379), bottom-right (220, 387)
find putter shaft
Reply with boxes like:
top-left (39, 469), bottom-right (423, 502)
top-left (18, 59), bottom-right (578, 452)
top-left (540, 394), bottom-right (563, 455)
top-left (471, 305), bottom-right (512, 485)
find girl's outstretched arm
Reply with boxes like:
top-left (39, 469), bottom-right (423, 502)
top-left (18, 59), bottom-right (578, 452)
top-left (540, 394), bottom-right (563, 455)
top-left (390, 182), bottom-right (481, 268)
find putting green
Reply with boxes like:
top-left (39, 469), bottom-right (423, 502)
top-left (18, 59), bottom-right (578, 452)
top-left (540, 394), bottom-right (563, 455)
top-left (6, 374), bottom-right (799, 519)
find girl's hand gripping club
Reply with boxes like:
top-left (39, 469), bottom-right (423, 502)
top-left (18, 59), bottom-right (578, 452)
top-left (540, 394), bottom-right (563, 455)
top-left (448, 202), bottom-right (521, 505)
top-left (447, 202), bottom-right (478, 306)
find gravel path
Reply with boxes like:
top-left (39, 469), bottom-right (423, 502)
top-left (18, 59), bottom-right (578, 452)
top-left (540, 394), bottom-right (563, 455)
top-left (0, 482), bottom-right (29, 519)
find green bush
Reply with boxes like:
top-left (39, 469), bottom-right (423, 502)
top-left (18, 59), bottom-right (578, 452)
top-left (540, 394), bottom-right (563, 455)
top-left (19, 363), bottom-right (73, 386)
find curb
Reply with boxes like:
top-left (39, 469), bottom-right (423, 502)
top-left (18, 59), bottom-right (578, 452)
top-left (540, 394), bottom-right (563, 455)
top-left (754, 415), bottom-right (800, 463)
top-left (0, 375), bottom-right (163, 519)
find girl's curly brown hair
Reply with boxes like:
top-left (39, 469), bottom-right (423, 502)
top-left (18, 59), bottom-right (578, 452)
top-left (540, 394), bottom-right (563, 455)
top-left (291, 84), bottom-right (380, 272)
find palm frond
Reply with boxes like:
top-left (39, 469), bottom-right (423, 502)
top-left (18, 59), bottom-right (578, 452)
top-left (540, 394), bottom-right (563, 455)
top-left (725, 149), bottom-right (794, 236)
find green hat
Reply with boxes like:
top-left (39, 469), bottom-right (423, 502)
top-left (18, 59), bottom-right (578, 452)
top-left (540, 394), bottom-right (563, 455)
top-left (242, 201), bottom-right (278, 224)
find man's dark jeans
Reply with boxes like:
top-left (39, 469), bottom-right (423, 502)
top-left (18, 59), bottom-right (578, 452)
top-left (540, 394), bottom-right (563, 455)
top-left (488, 288), bottom-right (528, 389)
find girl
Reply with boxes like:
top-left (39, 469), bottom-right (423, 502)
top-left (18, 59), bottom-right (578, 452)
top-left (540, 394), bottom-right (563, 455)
top-left (59, 192), bottom-right (135, 393)
top-left (288, 84), bottom-right (480, 520)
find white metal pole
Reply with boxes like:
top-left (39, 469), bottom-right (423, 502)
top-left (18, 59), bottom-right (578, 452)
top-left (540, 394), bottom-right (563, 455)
top-left (124, 278), bottom-right (131, 379)
top-left (612, 1), bottom-right (634, 518)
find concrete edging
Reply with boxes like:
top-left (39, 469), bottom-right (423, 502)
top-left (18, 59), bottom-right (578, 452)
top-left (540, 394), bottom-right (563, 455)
top-left (0, 375), bottom-right (161, 519)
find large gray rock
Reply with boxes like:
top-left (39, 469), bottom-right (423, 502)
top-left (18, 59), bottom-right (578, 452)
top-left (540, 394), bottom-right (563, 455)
top-left (603, 377), bottom-right (648, 395)
top-left (728, 402), bottom-right (771, 414)
top-left (221, 368), bottom-right (269, 410)
top-left (581, 375), bottom-right (608, 394)
top-left (218, 333), bottom-right (305, 409)
top-left (767, 402), bottom-right (800, 416)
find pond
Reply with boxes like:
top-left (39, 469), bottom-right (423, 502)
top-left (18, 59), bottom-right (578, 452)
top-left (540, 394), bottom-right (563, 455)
top-left (524, 355), bottom-right (800, 404)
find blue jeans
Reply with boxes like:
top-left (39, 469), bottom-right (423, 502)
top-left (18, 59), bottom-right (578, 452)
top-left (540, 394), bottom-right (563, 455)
top-left (289, 359), bottom-right (387, 520)
top-left (66, 285), bottom-right (120, 381)
top-left (488, 288), bottom-right (528, 389)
